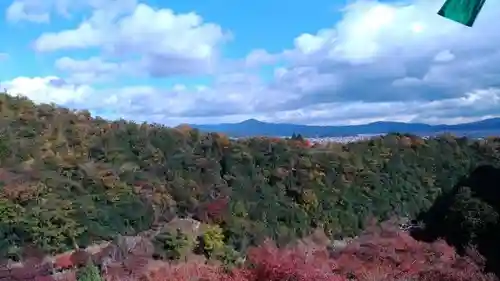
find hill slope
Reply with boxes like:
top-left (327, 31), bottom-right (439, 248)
top-left (0, 92), bottom-right (499, 260)
top-left (418, 165), bottom-right (500, 274)
top-left (191, 118), bottom-right (500, 137)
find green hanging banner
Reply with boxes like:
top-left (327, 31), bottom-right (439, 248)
top-left (437, 0), bottom-right (486, 27)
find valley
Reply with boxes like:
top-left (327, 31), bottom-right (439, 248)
top-left (0, 93), bottom-right (498, 281)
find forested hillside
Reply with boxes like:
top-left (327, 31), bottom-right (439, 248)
top-left (0, 92), bottom-right (499, 261)
top-left (417, 165), bottom-right (500, 275)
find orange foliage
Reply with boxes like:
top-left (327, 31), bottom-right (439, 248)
top-left (175, 124), bottom-right (193, 135)
top-left (215, 133), bottom-right (231, 148)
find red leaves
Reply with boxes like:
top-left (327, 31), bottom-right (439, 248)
top-left (196, 196), bottom-right (229, 223)
top-left (139, 261), bottom-right (229, 281)
top-left (328, 222), bottom-right (494, 281)
top-left (106, 221), bottom-right (496, 281)
top-left (246, 239), bottom-right (342, 281)
top-left (70, 249), bottom-right (91, 268)
top-left (54, 253), bottom-right (74, 269)
top-left (0, 220), bottom-right (496, 281)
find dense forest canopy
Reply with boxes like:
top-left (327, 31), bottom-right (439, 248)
top-left (417, 164), bottom-right (500, 274)
top-left (0, 92), bottom-right (499, 262)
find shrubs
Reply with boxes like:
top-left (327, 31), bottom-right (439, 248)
top-left (245, 239), bottom-right (340, 281)
top-left (330, 221), bottom-right (494, 281)
top-left (142, 261), bottom-right (229, 281)
top-left (200, 225), bottom-right (225, 257)
top-left (153, 229), bottom-right (190, 260)
top-left (77, 262), bottom-right (102, 281)
top-left (107, 221), bottom-right (497, 281)
top-left (2, 220), bottom-right (496, 281)
top-left (211, 244), bottom-right (242, 269)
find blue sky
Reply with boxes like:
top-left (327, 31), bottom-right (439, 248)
top-left (1, 0), bottom-right (500, 126)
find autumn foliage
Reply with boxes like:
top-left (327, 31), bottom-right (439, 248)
top-left (244, 240), bottom-right (340, 281)
top-left (110, 221), bottom-right (497, 281)
top-left (0, 93), bottom-right (498, 281)
top-left (330, 221), bottom-right (495, 281)
top-left (0, 220), bottom-right (496, 281)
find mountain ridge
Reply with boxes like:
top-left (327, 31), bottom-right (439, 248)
top-left (190, 117), bottom-right (500, 137)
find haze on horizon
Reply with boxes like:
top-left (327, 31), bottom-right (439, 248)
top-left (1, 0), bottom-right (499, 127)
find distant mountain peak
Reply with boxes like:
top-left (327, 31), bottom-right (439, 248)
top-left (240, 118), bottom-right (264, 124)
top-left (191, 117), bottom-right (500, 138)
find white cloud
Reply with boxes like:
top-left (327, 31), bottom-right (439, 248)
top-left (285, 0), bottom-right (493, 64)
top-left (54, 57), bottom-right (138, 84)
top-left (247, 0), bottom-right (500, 110)
top-left (2, 76), bottom-right (92, 105)
top-left (433, 50), bottom-right (455, 62)
top-left (4, 0), bottom-right (500, 126)
top-left (2, 75), bottom-right (498, 127)
top-left (245, 49), bottom-right (278, 67)
top-left (5, 0), bottom-right (135, 23)
top-left (33, 2), bottom-right (226, 77)
top-left (6, 0), bottom-right (50, 23)
top-left (35, 23), bottom-right (103, 51)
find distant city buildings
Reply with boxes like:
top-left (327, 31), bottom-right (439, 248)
top-left (307, 135), bottom-right (377, 144)
top-left (229, 133), bottom-right (486, 144)
top-left (229, 134), bottom-right (384, 144)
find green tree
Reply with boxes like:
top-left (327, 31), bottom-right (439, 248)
top-left (153, 229), bottom-right (190, 260)
top-left (77, 261), bottom-right (103, 281)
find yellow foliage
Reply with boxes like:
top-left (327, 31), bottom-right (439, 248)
top-left (201, 224), bottom-right (225, 253)
top-left (300, 189), bottom-right (319, 211)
